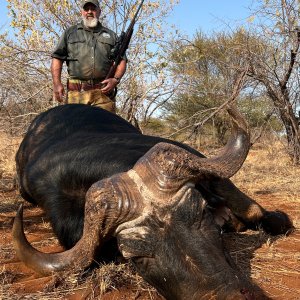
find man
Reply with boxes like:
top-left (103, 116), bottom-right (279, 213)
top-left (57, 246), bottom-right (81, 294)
top-left (51, 0), bottom-right (127, 113)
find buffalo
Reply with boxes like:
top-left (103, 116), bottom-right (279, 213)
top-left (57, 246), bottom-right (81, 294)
top-left (13, 104), bottom-right (293, 299)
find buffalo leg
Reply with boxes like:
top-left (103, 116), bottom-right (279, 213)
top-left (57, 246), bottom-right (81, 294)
top-left (200, 179), bottom-right (293, 235)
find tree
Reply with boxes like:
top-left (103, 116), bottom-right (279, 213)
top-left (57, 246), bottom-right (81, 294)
top-left (165, 1), bottom-right (300, 163)
top-left (164, 31), bottom-right (261, 144)
top-left (245, 0), bottom-right (300, 164)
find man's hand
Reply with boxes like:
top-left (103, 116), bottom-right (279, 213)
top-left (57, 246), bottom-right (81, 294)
top-left (100, 78), bottom-right (118, 94)
top-left (53, 82), bottom-right (65, 102)
top-left (51, 58), bottom-right (64, 102)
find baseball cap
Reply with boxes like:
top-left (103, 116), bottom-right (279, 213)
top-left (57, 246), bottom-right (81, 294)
top-left (81, 0), bottom-right (100, 9)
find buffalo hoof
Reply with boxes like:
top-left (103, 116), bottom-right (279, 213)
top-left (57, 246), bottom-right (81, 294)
top-left (261, 210), bottom-right (294, 235)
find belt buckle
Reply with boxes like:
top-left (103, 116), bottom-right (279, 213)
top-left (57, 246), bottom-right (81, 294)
top-left (79, 80), bottom-right (84, 92)
top-left (88, 79), bottom-right (95, 90)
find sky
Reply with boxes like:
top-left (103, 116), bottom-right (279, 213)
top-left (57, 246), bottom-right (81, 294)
top-left (168, 0), bottom-right (254, 36)
top-left (0, 0), bottom-right (255, 36)
top-left (169, 0), bottom-right (253, 35)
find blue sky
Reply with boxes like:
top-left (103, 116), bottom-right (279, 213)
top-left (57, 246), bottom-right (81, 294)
top-left (0, 0), bottom-right (254, 35)
top-left (168, 0), bottom-right (254, 36)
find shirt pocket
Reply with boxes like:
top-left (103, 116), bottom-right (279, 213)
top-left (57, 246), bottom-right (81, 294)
top-left (96, 35), bottom-right (115, 61)
top-left (67, 38), bottom-right (86, 60)
top-left (96, 34), bottom-right (115, 46)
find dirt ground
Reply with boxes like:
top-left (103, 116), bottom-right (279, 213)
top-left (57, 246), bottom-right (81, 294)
top-left (0, 144), bottom-right (299, 299)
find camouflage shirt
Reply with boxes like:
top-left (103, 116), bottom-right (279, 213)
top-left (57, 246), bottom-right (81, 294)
top-left (52, 21), bottom-right (120, 81)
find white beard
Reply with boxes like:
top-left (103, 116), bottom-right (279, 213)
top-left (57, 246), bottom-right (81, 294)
top-left (82, 16), bottom-right (98, 28)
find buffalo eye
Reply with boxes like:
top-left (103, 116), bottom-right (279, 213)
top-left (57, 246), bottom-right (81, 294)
top-left (132, 256), bottom-right (152, 271)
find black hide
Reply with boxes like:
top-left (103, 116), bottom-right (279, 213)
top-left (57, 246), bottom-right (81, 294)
top-left (16, 104), bottom-right (205, 248)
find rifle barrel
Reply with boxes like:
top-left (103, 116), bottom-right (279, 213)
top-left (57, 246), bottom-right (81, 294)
top-left (131, 0), bottom-right (145, 25)
top-left (104, 0), bottom-right (145, 80)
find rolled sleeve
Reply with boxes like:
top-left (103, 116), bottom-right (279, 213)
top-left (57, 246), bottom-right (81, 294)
top-left (51, 31), bottom-right (68, 61)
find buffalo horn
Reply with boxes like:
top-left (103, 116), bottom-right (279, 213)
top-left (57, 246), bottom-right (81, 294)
top-left (139, 106), bottom-right (250, 181)
top-left (13, 181), bottom-right (121, 275)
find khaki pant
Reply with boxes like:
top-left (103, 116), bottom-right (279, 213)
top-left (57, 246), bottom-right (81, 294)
top-left (67, 89), bottom-right (116, 113)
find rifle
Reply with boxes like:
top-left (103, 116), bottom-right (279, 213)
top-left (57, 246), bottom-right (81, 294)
top-left (105, 0), bottom-right (145, 81)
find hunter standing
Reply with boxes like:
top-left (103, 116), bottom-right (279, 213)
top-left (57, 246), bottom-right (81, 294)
top-left (51, 0), bottom-right (127, 113)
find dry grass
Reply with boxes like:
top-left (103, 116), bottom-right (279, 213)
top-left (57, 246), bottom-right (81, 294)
top-left (228, 140), bottom-right (300, 299)
top-left (232, 140), bottom-right (300, 230)
top-left (232, 141), bottom-right (300, 198)
top-left (1, 259), bottom-right (159, 299)
top-left (0, 132), bottom-right (20, 191)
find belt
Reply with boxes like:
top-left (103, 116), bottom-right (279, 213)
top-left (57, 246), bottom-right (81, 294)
top-left (67, 79), bottom-right (104, 92)
top-left (67, 79), bottom-right (117, 99)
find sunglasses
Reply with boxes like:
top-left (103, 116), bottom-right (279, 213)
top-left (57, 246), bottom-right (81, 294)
top-left (83, 5), bottom-right (98, 12)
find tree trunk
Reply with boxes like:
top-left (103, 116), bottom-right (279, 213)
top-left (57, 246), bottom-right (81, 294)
top-left (278, 107), bottom-right (300, 165)
top-left (267, 88), bottom-right (300, 165)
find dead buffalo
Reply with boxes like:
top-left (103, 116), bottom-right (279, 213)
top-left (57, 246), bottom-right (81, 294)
top-left (13, 104), bottom-right (293, 299)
